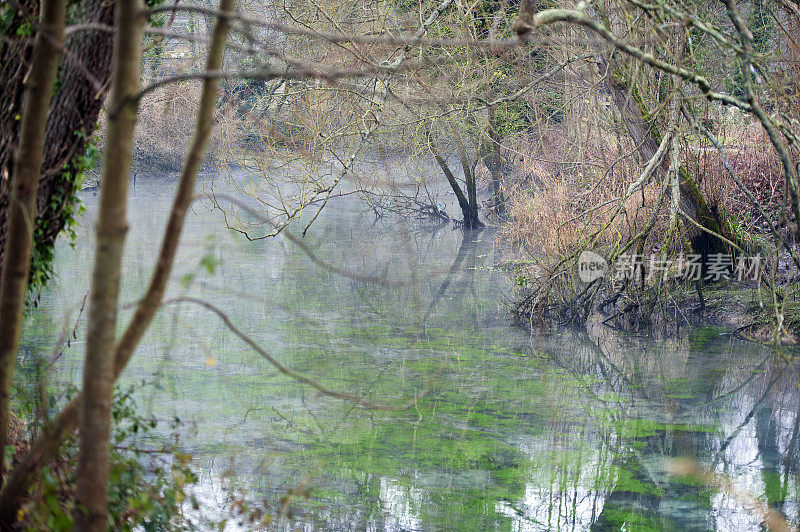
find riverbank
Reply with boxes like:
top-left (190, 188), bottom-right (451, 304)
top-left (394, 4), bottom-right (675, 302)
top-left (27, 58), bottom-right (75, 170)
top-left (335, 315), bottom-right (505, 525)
top-left (512, 276), bottom-right (800, 346)
top-left (685, 284), bottom-right (800, 345)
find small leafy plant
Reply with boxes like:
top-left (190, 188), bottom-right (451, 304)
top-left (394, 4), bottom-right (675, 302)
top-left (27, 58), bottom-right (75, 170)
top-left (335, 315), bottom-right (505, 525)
top-left (15, 381), bottom-right (204, 531)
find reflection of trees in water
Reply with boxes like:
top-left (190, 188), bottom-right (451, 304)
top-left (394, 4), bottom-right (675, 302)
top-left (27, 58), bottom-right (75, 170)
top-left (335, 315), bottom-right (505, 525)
top-left (422, 229), bottom-right (483, 326)
top-left (266, 321), bottom-right (800, 530)
top-left (252, 260), bottom-right (800, 531)
top-left (318, 221), bottom-right (496, 329)
top-left (43, 188), bottom-right (800, 530)
top-left (525, 324), bottom-right (800, 531)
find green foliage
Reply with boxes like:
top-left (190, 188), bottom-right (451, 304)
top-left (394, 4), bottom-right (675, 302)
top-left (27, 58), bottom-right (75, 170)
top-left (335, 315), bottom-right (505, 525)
top-left (494, 100), bottom-right (530, 138)
top-left (19, 0), bottom-right (168, 300)
top-left (18, 382), bottom-right (202, 531)
top-left (28, 132), bottom-right (98, 296)
top-left (15, 19), bottom-right (34, 37)
top-left (0, 0), bottom-right (36, 39)
top-left (723, 212), bottom-right (763, 256)
top-left (391, 0), bottom-right (439, 15)
top-left (0, 2), bottom-right (25, 37)
top-left (749, 0), bottom-right (773, 55)
top-left (199, 252), bottom-right (220, 274)
top-left (143, 10), bottom-right (166, 77)
top-left (107, 387), bottom-right (200, 531)
top-left (181, 243), bottom-right (222, 288)
top-left (0, 4), bottom-right (14, 36)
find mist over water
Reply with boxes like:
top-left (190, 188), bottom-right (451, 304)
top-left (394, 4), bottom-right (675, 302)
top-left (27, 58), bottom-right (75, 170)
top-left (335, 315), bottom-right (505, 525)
top-left (21, 175), bottom-right (800, 530)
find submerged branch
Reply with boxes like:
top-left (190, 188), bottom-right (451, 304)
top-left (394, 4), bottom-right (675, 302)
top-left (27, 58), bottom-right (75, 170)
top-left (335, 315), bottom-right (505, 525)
top-left (162, 297), bottom-right (432, 411)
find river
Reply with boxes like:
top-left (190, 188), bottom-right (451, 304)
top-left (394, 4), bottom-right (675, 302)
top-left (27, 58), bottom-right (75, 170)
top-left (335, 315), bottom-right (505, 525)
top-left (20, 175), bottom-right (800, 530)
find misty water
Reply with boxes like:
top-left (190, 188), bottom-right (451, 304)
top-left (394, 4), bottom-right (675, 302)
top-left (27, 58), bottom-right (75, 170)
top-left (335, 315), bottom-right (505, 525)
top-left (19, 175), bottom-right (800, 530)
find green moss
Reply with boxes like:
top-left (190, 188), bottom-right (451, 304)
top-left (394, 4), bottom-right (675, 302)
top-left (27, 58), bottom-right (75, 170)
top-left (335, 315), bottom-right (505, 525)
top-left (615, 418), bottom-right (716, 439)
top-left (597, 507), bottom-right (667, 531)
top-left (611, 467), bottom-right (664, 497)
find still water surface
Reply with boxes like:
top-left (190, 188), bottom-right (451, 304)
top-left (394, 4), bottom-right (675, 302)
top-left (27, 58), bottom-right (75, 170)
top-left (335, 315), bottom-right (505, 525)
top-left (21, 176), bottom-right (800, 530)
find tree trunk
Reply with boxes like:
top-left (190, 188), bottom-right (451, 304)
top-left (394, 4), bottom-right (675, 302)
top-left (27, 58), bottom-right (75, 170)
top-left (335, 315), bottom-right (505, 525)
top-left (74, 0), bottom-right (144, 529)
top-left (450, 121), bottom-right (482, 228)
top-left (430, 150), bottom-right (468, 217)
top-left (0, 0), bottom-right (115, 288)
top-left (604, 65), bottom-right (727, 259)
top-left (111, 0), bottom-right (234, 379)
top-left (0, 0), bottom-right (65, 485)
top-left (426, 128), bottom-right (479, 227)
top-left (483, 106), bottom-right (506, 218)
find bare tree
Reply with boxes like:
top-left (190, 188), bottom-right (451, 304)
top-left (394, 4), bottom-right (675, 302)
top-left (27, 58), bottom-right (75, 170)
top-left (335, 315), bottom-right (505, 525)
top-left (512, 0), bottom-right (799, 325)
top-left (2, 0), bottom-right (798, 525)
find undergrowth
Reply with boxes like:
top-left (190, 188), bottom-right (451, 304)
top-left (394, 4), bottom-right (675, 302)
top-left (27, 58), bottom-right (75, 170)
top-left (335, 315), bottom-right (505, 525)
top-left (8, 380), bottom-right (203, 531)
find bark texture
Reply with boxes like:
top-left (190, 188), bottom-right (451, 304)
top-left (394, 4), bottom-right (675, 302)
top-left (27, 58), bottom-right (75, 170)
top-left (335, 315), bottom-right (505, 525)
top-left (74, 0), bottom-right (144, 528)
top-left (483, 106), bottom-right (506, 218)
top-left (604, 65), bottom-right (728, 258)
top-left (0, 0), bottom-right (115, 285)
top-left (0, 0), bottom-right (65, 487)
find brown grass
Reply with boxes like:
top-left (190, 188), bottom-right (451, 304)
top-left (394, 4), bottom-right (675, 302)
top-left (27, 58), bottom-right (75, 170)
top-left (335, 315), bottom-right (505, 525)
top-left (95, 83), bottom-right (233, 175)
top-left (500, 124), bottom-right (662, 266)
top-left (132, 83), bottom-right (227, 173)
top-left (688, 121), bottom-right (790, 239)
